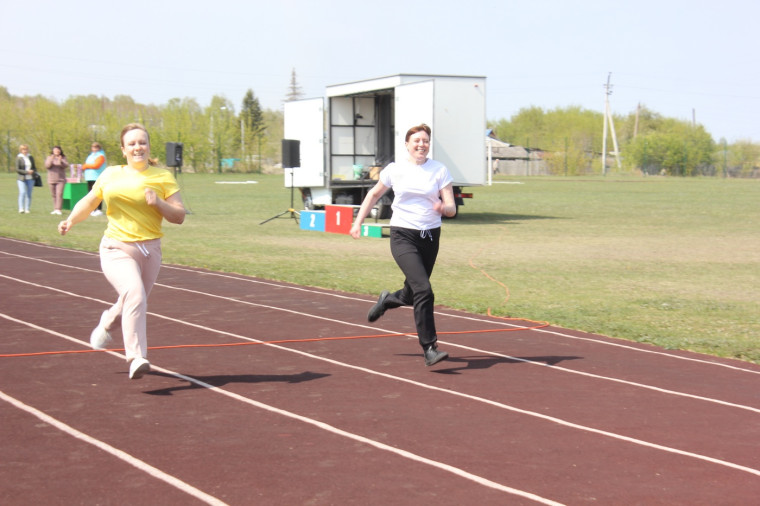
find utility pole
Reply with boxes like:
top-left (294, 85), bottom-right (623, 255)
top-left (241, 119), bottom-right (246, 170)
top-left (633, 103), bottom-right (640, 139)
top-left (602, 73), bottom-right (621, 175)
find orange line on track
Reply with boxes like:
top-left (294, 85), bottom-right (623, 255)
top-left (0, 321), bottom-right (550, 358)
top-left (3, 233), bottom-right (553, 359)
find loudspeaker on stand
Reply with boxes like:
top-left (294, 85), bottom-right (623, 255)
top-left (282, 139), bottom-right (300, 168)
top-left (166, 142), bottom-right (183, 168)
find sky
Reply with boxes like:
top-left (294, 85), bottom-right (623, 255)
top-left (2, 0), bottom-right (758, 143)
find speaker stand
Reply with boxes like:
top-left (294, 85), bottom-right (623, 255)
top-left (260, 167), bottom-right (300, 225)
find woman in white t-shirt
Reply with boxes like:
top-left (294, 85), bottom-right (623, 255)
top-left (350, 124), bottom-right (456, 367)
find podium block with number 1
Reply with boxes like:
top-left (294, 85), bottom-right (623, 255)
top-left (325, 205), bottom-right (352, 234)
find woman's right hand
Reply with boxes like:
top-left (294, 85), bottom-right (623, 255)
top-left (58, 220), bottom-right (72, 235)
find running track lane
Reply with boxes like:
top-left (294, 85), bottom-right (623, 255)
top-left (1, 237), bottom-right (758, 505)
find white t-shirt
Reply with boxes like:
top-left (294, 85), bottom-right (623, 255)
top-left (380, 158), bottom-right (453, 230)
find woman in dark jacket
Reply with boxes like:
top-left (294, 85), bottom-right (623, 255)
top-left (16, 144), bottom-right (37, 213)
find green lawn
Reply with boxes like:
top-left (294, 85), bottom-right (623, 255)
top-left (3, 172), bottom-right (758, 363)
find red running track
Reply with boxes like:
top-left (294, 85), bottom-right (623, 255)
top-left (1, 237), bottom-right (758, 505)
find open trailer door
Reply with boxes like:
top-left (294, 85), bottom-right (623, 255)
top-left (283, 97), bottom-right (325, 188)
top-left (394, 79), bottom-right (434, 159)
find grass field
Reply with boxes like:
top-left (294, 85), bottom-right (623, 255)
top-left (2, 171), bottom-right (758, 363)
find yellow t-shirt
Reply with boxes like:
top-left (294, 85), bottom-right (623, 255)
top-left (93, 165), bottom-right (181, 242)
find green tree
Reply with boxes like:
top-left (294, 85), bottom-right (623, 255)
top-left (618, 104), bottom-right (661, 141)
top-left (491, 106), bottom-right (602, 174)
top-left (492, 104), bottom-right (723, 176)
top-left (726, 139), bottom-right (760, 177)
top-left (60, 95), bottom-right (108, 164)
top-left (0, 87), bottom-right (22, 171)
top-left (160, 98), bottom-right (205, 170)
top-left (207, 96), bottom-right (235, 173)
top-left (1, 88), bottom-right (286, 174)
top-left (241, 89), bottom-right (265, 171)
top-left (261, 108), bottom-right (283, 167)
top-left (627, 119), bottom-right (715, 176)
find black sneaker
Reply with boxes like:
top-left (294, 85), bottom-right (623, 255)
top-left (423, 344), bottom-right (449, 366)
top-left (367, 290), bottom-right (390, 322)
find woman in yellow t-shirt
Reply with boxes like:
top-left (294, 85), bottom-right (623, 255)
top-left (58, 123), bottom-right (186, 379)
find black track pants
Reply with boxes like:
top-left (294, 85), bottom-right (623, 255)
top-left (384, 226), bottom-right (441, 348)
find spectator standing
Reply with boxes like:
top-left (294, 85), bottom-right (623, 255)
top-left (16, 144), bottom-right (37, 213)
top-left (82, 142), bottom-right (107, 216)
top-left (45, 146), bottom-right (69, 215)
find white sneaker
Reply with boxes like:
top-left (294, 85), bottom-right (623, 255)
top-left (51, 210), bottom-right (62, 215)
top-left (89, 324), bottom-right (112, 350)
top-left (90, 209), bottom-right (103, 216)
top-left (129, 357), bottom-right (151, 379)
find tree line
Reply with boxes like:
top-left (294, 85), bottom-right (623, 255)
top-left (0, 86), bottom-right (284, 175)
top-left (489, 105), bottom-right (760, 177)
top-left (3, 83), bottom-right (758, 177)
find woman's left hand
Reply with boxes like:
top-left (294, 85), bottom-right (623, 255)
top-left (147, 189), bottom-right (186, 224)
top-left (144, 188), bottom-right (158, 207)
top-left (437, 184), bottom-right (456, 217)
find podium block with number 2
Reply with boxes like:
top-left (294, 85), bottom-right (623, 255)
top-left (325, 205), bottom-right (352, 234)
top-left (300, 210), bottom-right (326, 232)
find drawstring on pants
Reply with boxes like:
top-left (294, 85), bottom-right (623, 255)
top-left (135, 242), bottom-right (150, 257)
top-left (420, 229), bottom-right (434, 241)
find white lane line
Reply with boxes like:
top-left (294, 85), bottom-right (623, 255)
top-left (1, 270), bottom-right (758, 415)
top-left (2, 242), bottom-right (758, 375)
top-left (0, 316), bottom-right (563, 505)
top-left (21, 264), bottom-right (760, 413)
top-left (5, 264), bottom-right (757, 414)
top-left (143, 365), bottom-right (566, 506)
top-left (0, 390), bottom-right (228, 506)
top-left (154, 282), bottom-right (760, 411)
top-left (441, 341), bottom-right (760, 414)
top-left (3, 310), bottom-right (760, 480)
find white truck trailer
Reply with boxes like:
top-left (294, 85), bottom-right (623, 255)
top-left (283, 74), bottom-right (487, 218)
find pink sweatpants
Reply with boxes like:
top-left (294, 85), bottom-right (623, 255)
top-left (49, 181), bottom-right (65, 211)
top-left (98, 236), bottom-right (162, 362)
